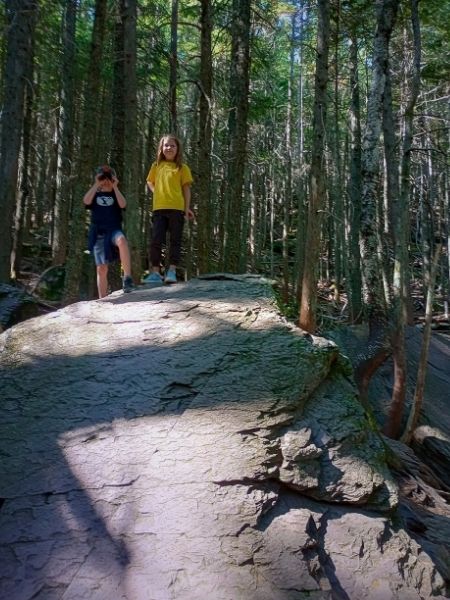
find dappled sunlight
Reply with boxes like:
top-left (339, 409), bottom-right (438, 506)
top-left (56, 409), bottom-right (273, 598)
top-left (7, 287), bottom-right (276, 362)
top-left (1, 279), bottom-right (447, 599)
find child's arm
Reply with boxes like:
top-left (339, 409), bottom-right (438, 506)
top-left (182, 183), bottom-right (194, 220)
top-left (146, 163), bottom-right (156, 193)
top-left (112, 177), bottom-right (127, 208)
top-left (83, 177), bottom-right (101, 205)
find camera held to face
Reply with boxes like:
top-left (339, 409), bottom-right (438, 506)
top-left (96, 165), bottom-right (115, 181)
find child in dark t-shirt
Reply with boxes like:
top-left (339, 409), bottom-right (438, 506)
top-left (84, 165), bottom-right (134, 297)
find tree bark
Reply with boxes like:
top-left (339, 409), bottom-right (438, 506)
top-left (347, 30), bottom-right (363, 323)
top-left (299, 0), bottom-right (330, 333)
top-left (223, 0), bottom-right (251, 273)
top-left (11, 20), bottom-right (36, 280)
top-left (63, 0), bottom-right (107, 304)
top-left (386, 0), bottom-right (422, 438)
top-left (354, 0), bottom-right (399, 400)
top-left (195, 0), bottom-right (213, 274)
top-left (0, 0), bottom-right (38, 283)
top-left (121, 0), bottom-right (141, 282)
top-left (53, 0), bottom-right (77, 266)
top-left (169, 0), bottom-right (178, 133)
top-left (401, 244), bottom-right (442, 444)
top-left (359, 0), bottom-right (399, 327)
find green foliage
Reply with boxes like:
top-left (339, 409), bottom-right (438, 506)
top-left (3, 0), bottom-right (449, 319)
top-left (420, 0), bottom-right (450, 82)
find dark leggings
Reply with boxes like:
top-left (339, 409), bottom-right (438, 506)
top-left (150, 209), bottom-right (185, 267)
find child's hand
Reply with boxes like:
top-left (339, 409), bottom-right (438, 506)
top-left (185, 209), bottom-right (195, 221)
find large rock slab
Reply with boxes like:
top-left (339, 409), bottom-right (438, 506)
top-left (0, 275), bottom-right (447, 599)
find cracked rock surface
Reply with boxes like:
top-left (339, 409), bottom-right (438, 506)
top-left (0, 275), bottom-right (447, 599)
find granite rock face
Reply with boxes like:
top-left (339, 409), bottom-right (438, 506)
top-left (0, 275), bottom-right (447, 599)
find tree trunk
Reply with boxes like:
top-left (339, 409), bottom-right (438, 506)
top-left (295, 8), bottom-right (306, 302)
top-left (359, 0), bottom-right (399, 328)
top-left (401, 244), bottom-right (442, 444)
top-left (223, 0), bottom-right (251, 273)
top-left (299, 0), bottom-right (330, 333)
top-left (354, 0), bottom-right (399, 400)
top-left (63, 0), bottom-right (107, 304)
top-left (331, 0), bottom-right (343, 300)
top-left (111, 2), bottom-right (125, 175)
top-left (347, 30), bottom-right (363, 322)
top-left (0, 0), bottom-right (38, 283)
top-left (11, 22), bottom-right (36, 280)
top-left (195, 0), bottom-right (213, 274)
top-left (169, 0), bottom-right (178, 133)
top-left (281, 12), bottom-right (296, 304)
top-left (53, 0), bottom-right (77, 266)
top-left (386, 0), bottom-right (422, 438)
top-left (121, 0), bottom-right (141, 282)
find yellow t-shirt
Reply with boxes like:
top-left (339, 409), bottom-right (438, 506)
top-left (147, 161), bottom-right (193, 211)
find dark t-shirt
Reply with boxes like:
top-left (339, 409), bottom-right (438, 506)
top-left (86, 190), bottom-right (123, 234)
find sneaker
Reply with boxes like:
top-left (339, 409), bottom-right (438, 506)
top-left (122, 276), bottom-right (134, 293)
top-left (164, 269), bottom-right (177, 284)
top-left (143, 272), bottom-right (163, 283)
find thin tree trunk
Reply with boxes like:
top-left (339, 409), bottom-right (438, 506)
top-left (401, 244), bottom-right (442, 444)
top-left (0, 0), bottom-right (38, 283)
top-left (223, 0), bottom-right (251, 273)
top-left (359, 0), bottom-right (399, 329)
top-left (53, 0), bottom-right (77, 266)
top-left (354, 0), bottom-right (399, 399)
top-left (347, 30), bottom-right (363, 322)
top-left (196, 0), bottom-right (213, 274)
top-left (169, 0), bottom-right (178, 133)
top-left (11, 26), bottom-right (36, 279)
top-left (122, 0), bottom-right (141, 282)
top-left (332, 0), bottom-right (343, 300)
top-left (295, 8), bottom-right (306, 301)
top-left (63, 0), bottom-right (107, 304)
top-left (387, 0), bottom-right (422, 438)
top-left (111, 3), bottom-right (125, 175)
top-left (299, 0), bottom-right (330, 333)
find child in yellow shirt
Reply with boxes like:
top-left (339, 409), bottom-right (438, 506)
top-left (144, 134), bottom-right (194, 283)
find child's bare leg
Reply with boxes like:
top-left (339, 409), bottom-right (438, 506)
top-left (96, 264), bottom-right (109, 298)
top-left (116, 236), bottom-right (131, 278)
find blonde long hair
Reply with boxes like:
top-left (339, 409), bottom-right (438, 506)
top-left (156, 134), bottom-right (183, 169)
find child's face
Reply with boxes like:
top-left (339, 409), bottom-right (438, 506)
top-left (162, 139), bottom-right (178, 160)
top-left (96, 175), bottom-right (114, 191)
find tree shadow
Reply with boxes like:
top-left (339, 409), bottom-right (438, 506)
top-left (0, 280), bottom-right (440, 599)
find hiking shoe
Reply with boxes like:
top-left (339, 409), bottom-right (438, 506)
top-left (164, 269), bottom-right (177, 284)
top-left (143, 272), bottom-right (163, 283)
top-left (122, 276), bottom-right (134, 293)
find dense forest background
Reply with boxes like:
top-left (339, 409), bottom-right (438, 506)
top-left (0, 0), bottom-right (449, 435)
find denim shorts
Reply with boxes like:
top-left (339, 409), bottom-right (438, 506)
top-left (93, 230), bottom-right (124, 265)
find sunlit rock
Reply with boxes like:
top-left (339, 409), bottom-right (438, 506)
top-left (0, 275), bottom-right (447, 600)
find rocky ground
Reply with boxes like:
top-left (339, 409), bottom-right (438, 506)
top-left (0, 275), bottom-right (449, 600)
